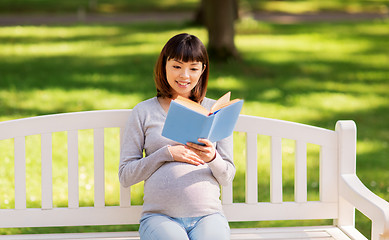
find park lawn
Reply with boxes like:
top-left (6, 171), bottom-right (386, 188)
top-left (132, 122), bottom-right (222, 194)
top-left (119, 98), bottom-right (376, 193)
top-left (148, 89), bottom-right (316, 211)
top-left (0, 18), bottom-right (388, 237)
top-left (0, 0), bottom-right (387, 14)
top-left (0, 0), bottom-right (199, 13)
top-left (244, 0), bottom-right (389, 14)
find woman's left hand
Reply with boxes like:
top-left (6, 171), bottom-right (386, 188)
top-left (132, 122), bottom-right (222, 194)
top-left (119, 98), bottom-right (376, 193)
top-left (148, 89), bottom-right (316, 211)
top-left (186, 138), bottom-right (216, 163)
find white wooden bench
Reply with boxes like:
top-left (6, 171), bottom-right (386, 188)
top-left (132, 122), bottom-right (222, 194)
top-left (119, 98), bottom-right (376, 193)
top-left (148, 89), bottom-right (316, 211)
top-left (0, 110), bottom-right (388, 240)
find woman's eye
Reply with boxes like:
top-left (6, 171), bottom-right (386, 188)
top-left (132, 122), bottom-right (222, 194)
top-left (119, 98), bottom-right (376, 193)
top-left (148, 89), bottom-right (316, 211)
top-left (191, 68), bottom-right (199, 71)
top-left (173, 65), bottom-right (181, 69)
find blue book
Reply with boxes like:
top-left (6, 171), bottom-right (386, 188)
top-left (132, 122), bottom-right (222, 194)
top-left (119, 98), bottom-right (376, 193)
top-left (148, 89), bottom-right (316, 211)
top-left (162, 92), bottom-right (243, 145)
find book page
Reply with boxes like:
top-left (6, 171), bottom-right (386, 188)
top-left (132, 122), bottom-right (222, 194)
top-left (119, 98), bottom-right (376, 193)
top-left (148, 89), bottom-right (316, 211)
top-left (174, 96), bottom-right (210, 116)
top-left (212, 99), bottom-right (242, 113)
top-left (210, 92), bottom-right (231, 113)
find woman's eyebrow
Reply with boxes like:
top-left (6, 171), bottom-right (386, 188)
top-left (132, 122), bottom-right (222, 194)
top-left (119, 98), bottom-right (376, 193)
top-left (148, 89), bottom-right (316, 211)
top-left (173, 59), bottom-right (201, 65)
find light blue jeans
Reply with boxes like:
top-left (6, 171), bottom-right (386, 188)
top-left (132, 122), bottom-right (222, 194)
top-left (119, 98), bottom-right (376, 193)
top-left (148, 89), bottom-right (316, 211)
top-left (139, 213), bottom-right (230, 240)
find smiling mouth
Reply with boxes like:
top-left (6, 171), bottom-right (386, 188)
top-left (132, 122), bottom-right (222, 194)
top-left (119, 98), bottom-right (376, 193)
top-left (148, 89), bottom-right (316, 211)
top-left (177, 81), bottom-right (190, 86)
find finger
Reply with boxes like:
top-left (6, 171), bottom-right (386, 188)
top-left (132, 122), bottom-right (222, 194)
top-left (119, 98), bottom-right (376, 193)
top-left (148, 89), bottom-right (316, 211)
top-left (186, 141), bottom-right (204, 150)
top-left (197, 138), bottom-right (213, 146)
top-left (184, 150), bottom-right (205, 165)
top-left (186, 145), bottom-right (208, 158)
top-left (186, 156), bottom-right (205, 165)
top-left (186, 140), bottom-right (212, 152)
top-left (191, 158), bottom-right (205, 165)
top-left (196, 139), bottom-right (216, 162)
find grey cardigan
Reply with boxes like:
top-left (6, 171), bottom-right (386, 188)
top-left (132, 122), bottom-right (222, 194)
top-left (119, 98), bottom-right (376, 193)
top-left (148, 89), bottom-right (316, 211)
top-left (119, 97), bottom-right (235, 218)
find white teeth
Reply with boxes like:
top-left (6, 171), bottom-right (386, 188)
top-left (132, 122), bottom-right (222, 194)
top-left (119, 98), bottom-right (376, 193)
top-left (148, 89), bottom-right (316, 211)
top-left (177, 81), bottom-right (189, 86)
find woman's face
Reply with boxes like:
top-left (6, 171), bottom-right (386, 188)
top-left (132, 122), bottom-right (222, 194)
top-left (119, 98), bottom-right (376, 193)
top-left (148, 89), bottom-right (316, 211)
top-left (165, 59), bottom-right (205, 99)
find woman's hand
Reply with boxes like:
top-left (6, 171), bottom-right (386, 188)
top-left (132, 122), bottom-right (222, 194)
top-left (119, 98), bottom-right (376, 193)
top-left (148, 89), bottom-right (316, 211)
top-left (168, 145), bottom-right (205, 166)
top-left (168, 139), bottom-right (216, 165)
top-left (186, 138), bottom-right (216, 163)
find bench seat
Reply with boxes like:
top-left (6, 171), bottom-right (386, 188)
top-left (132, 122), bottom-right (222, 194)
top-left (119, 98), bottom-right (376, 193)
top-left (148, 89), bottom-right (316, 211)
top-left (0, 226), bottom-right (358, 240)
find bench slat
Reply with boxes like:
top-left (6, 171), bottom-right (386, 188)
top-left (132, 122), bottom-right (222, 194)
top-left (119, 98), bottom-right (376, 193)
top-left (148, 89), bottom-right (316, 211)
top-left (0, 206), bottom-right (142, 227)
top-left (119, 127), bottom-right (131, 207)
top-left (14, 136), bottom-right (26, 210)
top-left (270, 136), bottom-right (282, 203)
top-left (0, 110), bottom-right (130, 141)
top-left (230, 226), bottom-right (353, 240)
top-left (68, 130), bottom-right (79, 209)
top-left (320, 145), bottom-right (338, 202)
top-left (295, 140), bottom-right (307, 203)
top-left (120, 185), bottom-right (131, 207)
top-left (224, 202), bottom-right (338, 221)
top-left (246, 132), bottom-right (258, 204)
top-left (235, 115), bottom-right (336, 146)
top-left (94, 128), bottom-right (105, 208)
top-left (41, 133), bottom-right (53, 209)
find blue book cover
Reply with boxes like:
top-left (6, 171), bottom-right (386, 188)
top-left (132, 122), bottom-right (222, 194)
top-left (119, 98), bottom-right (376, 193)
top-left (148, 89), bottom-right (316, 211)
top-left (162, 93), bottom-right (243, 145)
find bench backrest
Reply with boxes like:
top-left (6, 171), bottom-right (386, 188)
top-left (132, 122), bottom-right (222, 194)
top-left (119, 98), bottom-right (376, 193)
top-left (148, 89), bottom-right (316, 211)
top-left (0, 110), bottom-right (345, 228)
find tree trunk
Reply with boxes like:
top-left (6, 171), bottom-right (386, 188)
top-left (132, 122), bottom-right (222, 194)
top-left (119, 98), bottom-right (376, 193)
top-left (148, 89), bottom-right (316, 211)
top-left (194, 0), bottom-right (239, 26)
top-left (193, 0), bottom-right (206, 25)
top-left (204, 0), bottom-right (240, 61)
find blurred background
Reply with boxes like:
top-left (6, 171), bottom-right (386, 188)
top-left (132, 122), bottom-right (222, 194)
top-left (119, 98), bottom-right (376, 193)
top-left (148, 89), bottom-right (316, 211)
top-left (0, 0), bottom-right (388, 237)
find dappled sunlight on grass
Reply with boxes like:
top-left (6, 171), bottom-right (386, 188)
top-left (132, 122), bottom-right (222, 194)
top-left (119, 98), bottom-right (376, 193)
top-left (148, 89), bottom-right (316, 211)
top-left (0, 25), bottom-right (206, 58)
top-left (208, 76), bottom-right (244, 91)
top-left (0, 88), bottom-right (144, 120)
top-left (0, 43), bottom-right (163, 57)
top-left (237, 33), bottom-right (372, 55)
top-left (284, 77), bottom-right (388, 94)
top-left (288, 92), bottom-right (387, 114)
top-left (358, 140), bottom-right (388, 161)
top-left (0, 37), bottom-right (160, 58)
top-left (0, 26), bottom-right (123, 38)
top-left (245, 0), bottom-right (388, 14)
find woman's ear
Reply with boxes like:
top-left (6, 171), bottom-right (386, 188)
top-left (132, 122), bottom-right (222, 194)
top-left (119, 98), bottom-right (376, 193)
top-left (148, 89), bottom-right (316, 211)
top-left (202, 64), bottom-right (206, 73)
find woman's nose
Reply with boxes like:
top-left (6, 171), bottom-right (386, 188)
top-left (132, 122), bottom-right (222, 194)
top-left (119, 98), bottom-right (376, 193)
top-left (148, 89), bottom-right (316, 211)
top-left (180, 68), bottom-right (190, 78)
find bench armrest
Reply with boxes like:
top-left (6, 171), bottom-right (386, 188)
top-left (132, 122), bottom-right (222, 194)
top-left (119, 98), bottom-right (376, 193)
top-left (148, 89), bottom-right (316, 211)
top-left (340, 174), bottom-right (389, 240)
top-left (336, 120), bottom-right (389, 239)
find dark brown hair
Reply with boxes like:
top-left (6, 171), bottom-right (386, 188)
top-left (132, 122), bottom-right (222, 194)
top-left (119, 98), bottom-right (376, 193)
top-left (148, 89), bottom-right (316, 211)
top-left (154, 33), bottom-right (209, 103)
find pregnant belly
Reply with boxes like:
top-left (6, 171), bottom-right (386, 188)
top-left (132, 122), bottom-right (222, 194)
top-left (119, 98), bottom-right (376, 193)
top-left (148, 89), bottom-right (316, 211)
top-left (143, 161), bottom-right (220, 206)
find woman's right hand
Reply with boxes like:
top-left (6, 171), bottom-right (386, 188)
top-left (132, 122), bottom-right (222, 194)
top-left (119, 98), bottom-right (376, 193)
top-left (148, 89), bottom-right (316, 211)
top-left (168, 145), bottom-right (205, 166)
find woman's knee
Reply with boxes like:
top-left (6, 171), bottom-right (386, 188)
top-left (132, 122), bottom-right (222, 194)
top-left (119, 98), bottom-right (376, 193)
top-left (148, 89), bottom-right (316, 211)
top-left (189, 213), bottom-right (230, 240)
top-left (139, 214), bottom-right (189, 240)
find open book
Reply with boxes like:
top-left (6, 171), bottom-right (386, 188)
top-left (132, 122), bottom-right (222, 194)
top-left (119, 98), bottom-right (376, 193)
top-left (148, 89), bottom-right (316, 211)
top-left (162, 92), bottom-right (243, 145)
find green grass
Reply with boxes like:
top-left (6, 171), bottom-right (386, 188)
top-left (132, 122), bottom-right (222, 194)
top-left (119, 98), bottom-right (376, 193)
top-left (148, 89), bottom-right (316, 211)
top-left (0, 0), bottom-right (387, 14)
top-left (244, 0), bottom-right (389, 14)
top-left (0, 18), bottom-right (388, 237)
top-left (0, 0), bottom-right (199, 14)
